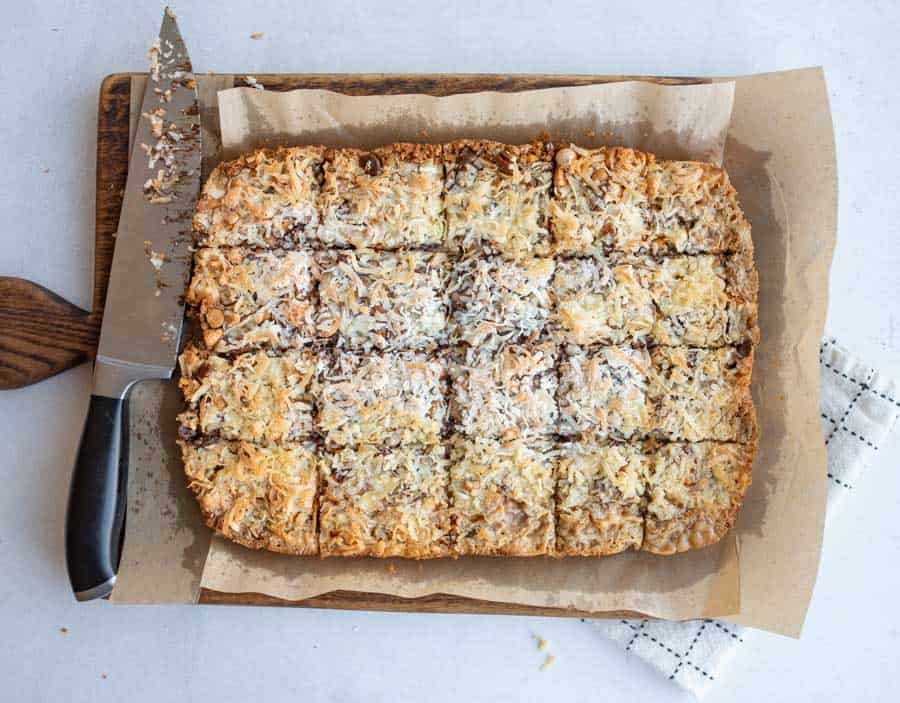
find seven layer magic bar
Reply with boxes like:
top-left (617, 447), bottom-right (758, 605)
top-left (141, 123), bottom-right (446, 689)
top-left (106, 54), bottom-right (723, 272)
top-left (179, 141), bottom-right (758, 558)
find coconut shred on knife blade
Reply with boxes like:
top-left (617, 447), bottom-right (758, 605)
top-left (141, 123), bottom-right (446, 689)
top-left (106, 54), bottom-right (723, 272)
top-left (64, 7), bottom-right (200, 602)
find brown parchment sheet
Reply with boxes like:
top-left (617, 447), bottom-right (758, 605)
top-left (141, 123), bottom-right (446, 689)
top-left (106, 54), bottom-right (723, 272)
top-left (112, 71), bottom-right (836, 636)
top-left (201, 79), bottom-right (741, 621)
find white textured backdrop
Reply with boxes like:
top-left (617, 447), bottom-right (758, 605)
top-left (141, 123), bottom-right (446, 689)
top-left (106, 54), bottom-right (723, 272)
top-left (1, 2), bottom-right (899, 701)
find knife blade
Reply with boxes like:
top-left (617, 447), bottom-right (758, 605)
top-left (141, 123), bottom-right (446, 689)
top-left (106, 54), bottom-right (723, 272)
top-left (66, 7), bottom-right (200, 601)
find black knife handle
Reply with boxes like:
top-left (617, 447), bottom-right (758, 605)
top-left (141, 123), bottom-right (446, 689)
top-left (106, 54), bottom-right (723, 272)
top-left (65, 394), bottom-right (129, 601)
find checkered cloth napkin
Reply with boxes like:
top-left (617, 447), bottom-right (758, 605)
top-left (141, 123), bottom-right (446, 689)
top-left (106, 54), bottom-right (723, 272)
top-left (591, 337), bottom-right (900, 697)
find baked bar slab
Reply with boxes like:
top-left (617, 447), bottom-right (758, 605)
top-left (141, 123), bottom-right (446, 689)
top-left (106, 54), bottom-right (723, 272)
top-left (319, 444), bottom-right (451, 558)
top-left (557, 346), bottom-right (652, 439)
top-left (444, 140), bottom-right (554, 258)
top-left (316, 250), bottom-right (450, 352)
top-left (177, 345), bottom-right (319, 445)
top-left (552, 253), bottom-right (758, 348)
top-left (179, 439), bottom-right (318, 555)
top-left (449, 342), bottom-right (558, 440)
top-left (643, 441), bottom-right (754, 554)
top-left (186, 247), bottom-right (318, 353)
top-left (318, 144), bottom-right (444, 250)
top-left (649, 252), bottom-right (758, 347)
top-left (558, 345), bottom-right (754, 442)
top-left (193, 147), bottom-right (324, 249)
top-left (551, 145), bottom-right (752, 257)
top-left (555, 442), bottom-right (647, 556)
top-left (650, 346), bottom-right (755, 443)
top-left (449, 255), bottom-right (555, 349)
top-left (552, 257), bottom-right (655, 346)
top-left (450, 436), bottom-right (555, 556)
top-left (318, 351), bottom-right (447, 449)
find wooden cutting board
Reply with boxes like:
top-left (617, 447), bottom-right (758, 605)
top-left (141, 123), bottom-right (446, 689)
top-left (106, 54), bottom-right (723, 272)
top-left (2, 72), bottom-right (698, 615)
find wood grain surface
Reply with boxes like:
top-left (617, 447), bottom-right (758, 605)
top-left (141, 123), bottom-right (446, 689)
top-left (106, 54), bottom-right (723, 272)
top-left (4, 71), bottom-right (692, 617)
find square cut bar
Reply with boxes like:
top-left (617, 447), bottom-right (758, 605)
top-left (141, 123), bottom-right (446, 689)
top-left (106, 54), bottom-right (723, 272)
top-left (316, 250), bottom-right (450, 352)
top-left (558, 345), bottom-right (754, 442)
top-left (319, 444), bottom-right (451, 558)
top-left (449, 436), bottom-right (555, 556)
top-left (649, 252), bottom-right (758, 347)
top-left (443, 140), bottom-right (554, 258)
top-left (193, 146), bottom-right (324, 249)
top-left (649, 346), bottom-right (755, 443)
top-left (551, 256), bottom-right (655, 346)
top-left (551, 145), bottom-right (752, 257)
top-left (176, 345), bottom-right (320, 445)
top-left (557, 346), bottom-right (652, 439)
top-left (551, 253), bottom-right (758, 348)
top-left (318, 351), bottom-right (447, 449)
top-left (448, 255), bottom-right (555, 349)
top-left (318, 143), bottom-right (444, 250)
top-left (186, 247), bottom-right (318, 353)
top-left (643, 441), bottom-right (754, 554)
top-left (555, 442), bottom-right (648, 556)
top-left (449, 342), bottom-right (558, 440)
top-left (179, 440), bottom-right (318, 555)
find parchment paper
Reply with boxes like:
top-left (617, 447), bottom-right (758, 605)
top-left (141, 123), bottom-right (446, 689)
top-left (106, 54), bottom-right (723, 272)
top-left (112, 70), bottom-right (837, 636)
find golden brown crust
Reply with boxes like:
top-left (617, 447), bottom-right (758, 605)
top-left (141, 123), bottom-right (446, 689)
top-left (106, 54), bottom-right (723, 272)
top-left (316, 249), bottom-right (450, 352)
top-left (551, 253), bottom-right (758, 348)
top-left (558, 345), bottom-right (756, 443)
top-left (177, 344), bottom-right (320, 445)
top-left (448, 255), bottom-right (555, 350)
top-left (641, 441), bottom-right (754, 554)
top-left (444, 140), bottom-right (554, 258)
top-left (317, 351), bottom-right (448, 449)
top-left (179, 439), bottom-right (319, 555)
top-left (193, 146), bottom-right (324, 249)
top-left (319, 143), bottom-right (444, 250)
top-left (555, 442), bottom-right (646, 556)
top-left (551, 144), bottom-right (752, 257)
top-left (449, 342), bottom-right (558, 441)
top-left (449, 436), bottom-right (555, 556)
top-left (318, 444), bottom-right (451, 558)
top-left (185, 247), bottom-right (318, 353)
top-left (183, 140), bottom-right (759, 559)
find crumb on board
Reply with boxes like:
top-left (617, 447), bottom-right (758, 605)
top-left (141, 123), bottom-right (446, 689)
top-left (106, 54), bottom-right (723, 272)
top-left (386, 562), bottom-right (396, 574)
top-left (144, 240), bottom-right (167, 271)
top-left (250, 32), bottom-right (266, 40)
top-left (540, 654), bottom-right (555, 672)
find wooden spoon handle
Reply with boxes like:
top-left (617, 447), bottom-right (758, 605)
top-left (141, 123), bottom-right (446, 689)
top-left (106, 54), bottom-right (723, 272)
top-left (0, 277), bottom-right (101, 390)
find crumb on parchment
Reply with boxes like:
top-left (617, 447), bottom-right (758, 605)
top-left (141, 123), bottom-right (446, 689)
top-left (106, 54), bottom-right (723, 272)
top-left (533, 633), bottom-right (549, 651)
top-left (250, 32), bottom-right (266, 40)
top-left (540, 654), bottom-right (555, 672)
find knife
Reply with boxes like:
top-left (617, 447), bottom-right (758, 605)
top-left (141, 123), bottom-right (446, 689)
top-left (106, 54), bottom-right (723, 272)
top-left (65, 8), bottom-right (200, 601)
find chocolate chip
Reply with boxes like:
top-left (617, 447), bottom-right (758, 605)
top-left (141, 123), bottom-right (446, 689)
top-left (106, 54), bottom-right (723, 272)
top-left (457, 146), bottom-right (477, 166)
top-left (359, 153), bottom-right (381, 177)
top-left (736, 340), bottom-right (754, 358)
top-left (495, 150), bottom-right (515, 175)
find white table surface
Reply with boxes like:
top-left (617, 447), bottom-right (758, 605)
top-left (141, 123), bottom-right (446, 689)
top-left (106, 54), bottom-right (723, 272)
top-left (3, 1), bottom-right (900, 701)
